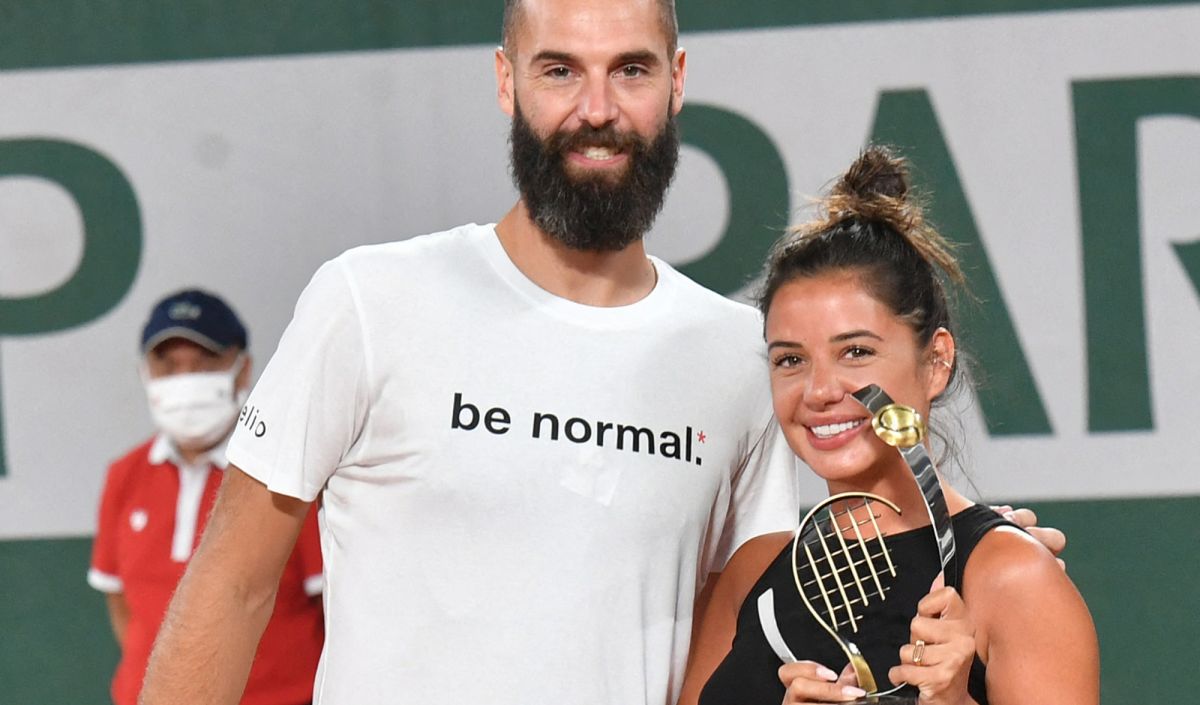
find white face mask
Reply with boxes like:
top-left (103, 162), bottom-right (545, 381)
top-left (143, 357), bottom-right (247, 451)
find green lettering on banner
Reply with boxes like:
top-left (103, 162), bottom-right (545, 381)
top-left (870, 90), bottom-right (1052, 435)
top-left (0, 139), bottom-right (143, 477)
top-left (676, 104), bottom-right (790, 295)
top-left (1073, 76), bottom-right (1200, 432)
top-left (1175, 240), bottom-right (1200, 299)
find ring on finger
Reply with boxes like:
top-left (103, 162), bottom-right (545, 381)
top-left (912, 639), bottom-right (926, 666)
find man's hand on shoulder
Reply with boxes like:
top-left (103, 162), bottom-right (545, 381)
top-left (990, 504), bottom-right (1066, 570)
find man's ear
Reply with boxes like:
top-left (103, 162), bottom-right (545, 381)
top-left (235, 354), bottom-right (253, 394)
top-left (670, 47), bottom-right (686, 115)
top-left (496, 47), bottom-right (516, 117)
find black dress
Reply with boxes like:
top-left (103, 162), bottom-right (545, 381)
top-left (700, 504), bottom-right (1014, 705)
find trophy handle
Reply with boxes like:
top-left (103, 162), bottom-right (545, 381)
top-left (843, 640), bottom-right (878, 692)
top-left (851, 384), bottom-right (958, 587)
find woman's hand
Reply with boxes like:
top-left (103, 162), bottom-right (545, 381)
top-left (778, 661), bottom-right (866, 704)
top-left (888, 576), bottom-right (977, 705)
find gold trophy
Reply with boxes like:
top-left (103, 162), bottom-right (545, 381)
top-left (757, 384), bottom-right (955, 704)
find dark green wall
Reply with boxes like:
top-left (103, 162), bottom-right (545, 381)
top-left (0, 539), bottom-right (119, 705)
top-left (1023, 496), bottom-right (1200, 702)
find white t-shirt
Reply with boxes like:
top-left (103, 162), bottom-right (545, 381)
top-left (228, 223), bottom-right (798, 705)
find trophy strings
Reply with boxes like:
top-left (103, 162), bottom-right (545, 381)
top-left (790, 493), bottom-right (908, 698)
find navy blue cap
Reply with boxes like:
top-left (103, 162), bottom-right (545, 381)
top-left (141, 289), bottom-right (248, 354)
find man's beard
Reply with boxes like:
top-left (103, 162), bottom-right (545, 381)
top-left (508, 101), bottom-right (680, 252)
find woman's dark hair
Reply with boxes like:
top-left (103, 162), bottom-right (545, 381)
top-left (758, 145), bottom-right (966, 391)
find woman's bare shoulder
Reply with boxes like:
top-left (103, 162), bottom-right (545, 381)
top-left (963, 528), bottom-right (1099, 703)
top-left (965, 524), bottom-right (1067, 591)
top-left (963, 524), bottom-right (1095, 666)
top-left (728, 531), bottom-right (793, 574)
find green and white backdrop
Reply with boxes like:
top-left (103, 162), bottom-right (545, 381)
top-left (1, 2), bottom-right (1197, 702)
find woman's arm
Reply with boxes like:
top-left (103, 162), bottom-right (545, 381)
top-left (680, 530), bottom-right (872, 705)
top-left (965, 526), bottom-right (1100, 705)
top-left (678, 532), bottom-right (792, 705)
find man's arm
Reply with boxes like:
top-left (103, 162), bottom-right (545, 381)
top-left (105, 592), bottom-right (131, 645)
top-left (139, 465), bottom-right (311, 705)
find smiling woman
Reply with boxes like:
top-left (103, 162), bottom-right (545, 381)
top-left (678, 146), bottom-right (1099, 705)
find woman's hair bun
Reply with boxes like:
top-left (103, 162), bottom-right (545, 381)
top-left (833, 145), bottom-right (910, 202)
top-left (792, 143), bottom-right (964, 284)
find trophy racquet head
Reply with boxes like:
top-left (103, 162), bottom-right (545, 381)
top-left (791, 492), bottom-right (904, 695)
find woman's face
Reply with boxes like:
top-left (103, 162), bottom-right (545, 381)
top-left (765, 271), bottom-right (953, 484)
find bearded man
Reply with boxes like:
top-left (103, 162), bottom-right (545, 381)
top-left (140, 2), bottom-right (1062, 704)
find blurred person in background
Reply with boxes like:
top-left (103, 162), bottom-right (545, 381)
top-left (88, 289), bottom-right (324, 705)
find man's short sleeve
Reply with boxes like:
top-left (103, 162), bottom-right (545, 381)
top-left (88, 464), bottom-right (125, 593)
top-left (227, 258), bottom-right (369, 501)
top-left (713, 417), bottom-right (800, 571)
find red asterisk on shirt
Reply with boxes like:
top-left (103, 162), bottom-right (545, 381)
top-left (697, 430), bottom-right (707, 443)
